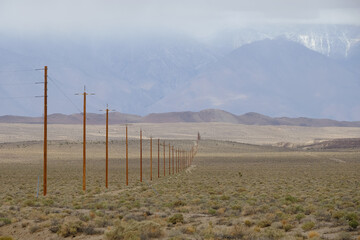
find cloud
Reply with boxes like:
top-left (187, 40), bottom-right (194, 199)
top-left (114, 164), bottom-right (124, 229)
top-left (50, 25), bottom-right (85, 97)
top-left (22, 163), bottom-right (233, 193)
top-left (0, 0), bottom-right (359, 38)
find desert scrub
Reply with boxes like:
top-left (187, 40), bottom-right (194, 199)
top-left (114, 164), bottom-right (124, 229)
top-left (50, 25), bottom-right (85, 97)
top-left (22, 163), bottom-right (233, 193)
top-left (348, 219), bottom-right (359, 230)
top-left (332, 211), bottom-right (345, 220)
top-left (83, 224), bottom-right (102, 235)
top-left (244, 219), bottom-right (253, 227)
top-left (181, 226), bottom-right (196, 234)
top-left (263, 228), bottom-right (284, 239)
top-left (302, 221), bottom-right (315, 231)
top-left (172, 200), bottom-right (186, 207)
top-left (257, 219), bottom-right (271, 228)
top-left (296, 213), bottom-right (305, 221)
top-left (57, 221), bottom-right (83, 237)
top-left (0, 237), bottom-right (14, 240)
top-left (208, 208), bottom-right (216, 215)
top-left (0, 218), bottom-right (11, 226)
top-left (168, 213), bottom-right (184, 224)
top-left (106, 220), bottom-right (162, 240)
top-left (345, 212), bottom-right (359, 230)
top-left (230, 224), bottom-right (247, 238)
top-left (308, 231), bottom-right (320, 238)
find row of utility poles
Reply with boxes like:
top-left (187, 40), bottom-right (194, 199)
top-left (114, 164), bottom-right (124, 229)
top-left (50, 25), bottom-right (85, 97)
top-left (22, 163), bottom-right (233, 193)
top-left (40, 66), bottom-right (198, 196)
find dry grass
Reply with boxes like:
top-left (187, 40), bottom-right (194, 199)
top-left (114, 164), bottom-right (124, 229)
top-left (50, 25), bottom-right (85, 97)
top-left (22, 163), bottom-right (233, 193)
top-left (0, 137), bottom-right (359, 239)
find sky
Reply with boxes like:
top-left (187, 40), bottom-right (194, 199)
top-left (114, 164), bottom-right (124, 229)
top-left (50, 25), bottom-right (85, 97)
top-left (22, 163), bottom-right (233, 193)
top-left (0, 0), bottom-right (360, 120)
top-left (1, 0), bottom-right (359, 39)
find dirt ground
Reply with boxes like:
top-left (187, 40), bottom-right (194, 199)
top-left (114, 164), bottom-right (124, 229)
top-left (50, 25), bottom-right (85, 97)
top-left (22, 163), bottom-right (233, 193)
top-left (1, 122), bottom-right (360, 145)
top-left (0, 135), bottom-right (359, 239)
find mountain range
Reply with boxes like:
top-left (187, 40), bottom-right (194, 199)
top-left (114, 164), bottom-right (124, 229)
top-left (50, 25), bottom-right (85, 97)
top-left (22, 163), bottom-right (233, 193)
top-left (1, 109), bottom-right (360, 127)
top-left (1, 24), bottom-right (359, 120)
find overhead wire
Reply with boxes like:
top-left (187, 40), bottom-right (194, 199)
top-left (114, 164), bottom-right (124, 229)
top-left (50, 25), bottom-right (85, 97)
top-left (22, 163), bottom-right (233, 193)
top-left (0, 96), bottom-right (39, 100)
top-left (47, 75), bottom-right (82, 113)
top-left (0, 69), bottom-right (37, 73)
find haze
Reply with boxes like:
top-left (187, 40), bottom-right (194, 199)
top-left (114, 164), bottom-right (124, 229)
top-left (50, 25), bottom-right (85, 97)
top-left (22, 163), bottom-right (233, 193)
top-left (0, 1), bottom-right (360, 120)
top-left (1, 0), bottom-right (359, 39)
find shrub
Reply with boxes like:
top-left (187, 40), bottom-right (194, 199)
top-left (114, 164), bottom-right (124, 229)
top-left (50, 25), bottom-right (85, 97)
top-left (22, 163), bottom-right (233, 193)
top-left (182, 226), bottom-right (196, 234)
top-left (168, 214), bottom-right (184, 224)
top-left (220, 195), bottom-right (230, 201)
top-left (302, 221), bottom-right (315, 231)
top-left (332, 211), bottom-right (345, 220)
top-left (173, 200), bottom-right (186, 207)
top-left (296, 213), bottom-right (305, 221)
top-left (348, 219), bottom-right (359, 230)
top-left (106, 224), bottom-right (125, 240)
top-left (244, 220), bottom-right (253, 227)
top-left (283, 223), bottom-right (293, 232)
top-left (345, 213), bottom-right (358, 221)
top-left (285, 195), bottom-right (297, 203)
top-left (257, 220), bottom-right (271, 228)
top-left (263, 228), bottom-right (284, 239)
top-left (0, 218), bottom-right (11, 226)
top-left (345, 213), bottom-right (359, 230)
top-left (95, 217), bottom-right (111, 227)
top-left (139, 221), bottom-right (163, 238)
top-left (57, 221), bottom-right (83, 237)
top-left (231, 224), bottom-right (246, 238)
top-left (83, 224), bottom-right (101, 235)
top-left (0, 237), bottom-right (14, 240)
top-left (308, 231), bottom-right (319, 238)
top-left (208, 208), bottom-right (216, 215)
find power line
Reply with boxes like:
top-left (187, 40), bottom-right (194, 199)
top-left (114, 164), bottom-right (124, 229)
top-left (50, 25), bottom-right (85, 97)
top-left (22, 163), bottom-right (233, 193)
top-left (47, 75), bottom-right (82, 113)
top-left (0, 82), bottom-right (37, 86)
top-left (0, 96), bottom-right (38, 100)
top-left (0, 69), bottom-right (37, 73)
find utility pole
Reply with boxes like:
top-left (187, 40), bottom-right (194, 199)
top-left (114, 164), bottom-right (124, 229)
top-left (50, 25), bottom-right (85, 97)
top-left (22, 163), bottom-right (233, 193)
top-left (163, 141), bottom-right (165, 176)
top-left (157, 139), bottom-right (160, 178)
top-left (168, 143), bottom-right (171, 175)
top-left (126, 125), bottom-right (128, 185)
top-left (172, 146), bottom-right (174, 175)
top-left (43, 66), bottom-right (47, 196)
top-left (150, 137), bottom-right (152, 181)
top-left (176, 149), bottom-right (178, 173)
top-left (100, 105), bottom-right (115, 188)
top-left (140, 129), bottom-right (142, 182)
top-left (75, 86), bottom-right (94, 192)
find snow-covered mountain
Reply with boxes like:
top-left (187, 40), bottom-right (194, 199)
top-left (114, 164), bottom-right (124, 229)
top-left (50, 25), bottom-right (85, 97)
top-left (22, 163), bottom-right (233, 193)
top-left (150, 38), bottom-right (360, 121)
top-left (0, 24), bottom-right (359, 120)
top-left (211, 25), bottom-right (360, 58)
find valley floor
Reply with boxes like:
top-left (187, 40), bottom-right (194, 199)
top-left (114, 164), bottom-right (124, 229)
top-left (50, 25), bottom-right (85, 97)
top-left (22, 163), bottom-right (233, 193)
top-left (0, 140), bottom-right (359, 239)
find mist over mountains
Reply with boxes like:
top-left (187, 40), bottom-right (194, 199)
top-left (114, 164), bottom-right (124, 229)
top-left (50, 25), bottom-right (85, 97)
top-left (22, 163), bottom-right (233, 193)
top-left (0, 24), bottom-right (359, 120)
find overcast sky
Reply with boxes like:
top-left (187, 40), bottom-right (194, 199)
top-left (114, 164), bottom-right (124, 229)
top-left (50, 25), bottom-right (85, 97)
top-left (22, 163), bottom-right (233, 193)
top-left (1, 0), bottom-right (359, 39)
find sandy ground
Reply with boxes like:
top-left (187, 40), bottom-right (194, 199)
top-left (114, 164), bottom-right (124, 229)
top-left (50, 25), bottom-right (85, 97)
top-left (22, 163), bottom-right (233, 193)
top-left (1, 122), bottom-right (360, 145)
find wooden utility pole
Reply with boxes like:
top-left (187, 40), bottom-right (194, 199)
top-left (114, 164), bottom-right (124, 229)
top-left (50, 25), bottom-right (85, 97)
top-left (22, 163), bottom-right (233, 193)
top-left (172, 146), bottom-right (174, 175)
top-left (43, 66), bottom-right (47, 196)
top-left (126, 125), bottom-right (128, 185)
top-left (168, 143), bottom-right (170, 175)
top-left (140, 129), bottom-right (142, 182)
top-left (163, 141), bottom-right (165, 176)
top-left (100, 105), bottom-right (115, 189)
top-left (150, 137), bottom-right (152, 181)
top-left (157, 139), bottom-right (160, 178)
top-left (176, 149), bottom-right (178, 173)
top-left (75, 86), bottom-right (94, 191)
top-left (106, 108), bottom-right (109, 188)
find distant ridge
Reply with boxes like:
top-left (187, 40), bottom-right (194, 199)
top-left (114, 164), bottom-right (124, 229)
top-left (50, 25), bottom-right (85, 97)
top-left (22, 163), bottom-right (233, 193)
top-left (1, 109), bottom-right (360, 127)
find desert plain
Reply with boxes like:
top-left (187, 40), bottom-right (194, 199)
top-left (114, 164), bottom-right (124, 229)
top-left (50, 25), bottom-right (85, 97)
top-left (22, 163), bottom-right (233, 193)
top-left (0, 123), bottom-right (359, 240)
